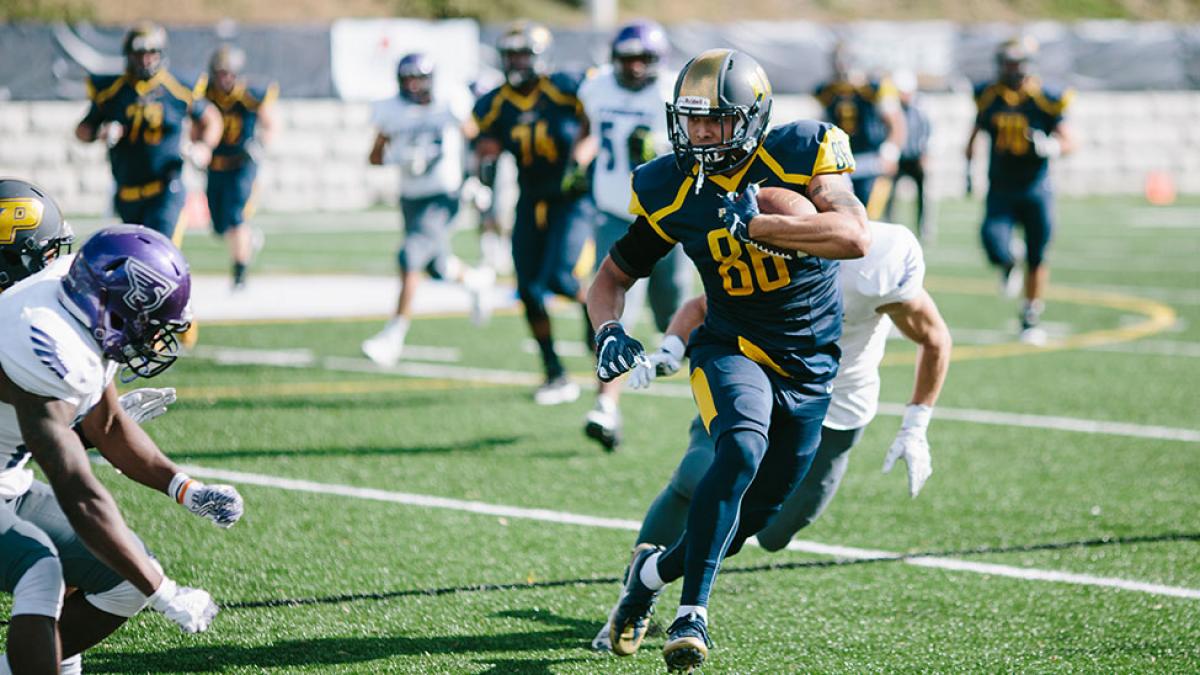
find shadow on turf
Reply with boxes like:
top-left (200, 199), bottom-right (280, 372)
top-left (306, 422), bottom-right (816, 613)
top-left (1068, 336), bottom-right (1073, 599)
top-left (171, 435), bottom-right (522, 460)
top-left (85, 609), bottom-right (600, 673)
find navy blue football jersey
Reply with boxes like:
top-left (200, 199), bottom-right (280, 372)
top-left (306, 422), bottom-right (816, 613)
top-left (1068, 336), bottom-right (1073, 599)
top-left (83, 71), bottom-right (208, 186)
top-left (472, 73), bottom-right (585, 201)
top-left (814, 78), bottom-right (897, 155)
top-left (623, 120), bottom-right (856, 382)
top-left (974, 77), bottom-right (1073, 186)
top-left (205, 80), bottom-right (278, 169)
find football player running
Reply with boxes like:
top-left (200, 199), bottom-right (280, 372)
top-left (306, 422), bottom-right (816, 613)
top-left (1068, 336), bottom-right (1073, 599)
top-left (202, 45), bottom-right (279, 291)
top-left (587, 49), bottom-right (870, 671)
top-left (592, 218), bottom-right (952, 652)
top-left (0, 217), bottom-right (243, 674)
top-left (967, 37), bottom-right (1074, 344)
top-left (813, 42), bottom-right (906, 219)
top-left (361, 53), bottom-right (495, 367)
top-left (573, 20), bottom-right (693, 450)
top-left (473, 21), bottom-right (593, 405)
top-left (74, 22), bottom-right (221, 243)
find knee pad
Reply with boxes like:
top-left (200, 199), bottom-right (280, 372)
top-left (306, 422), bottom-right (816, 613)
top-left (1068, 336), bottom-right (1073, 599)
top-left (84, 557), bottom-right (160, 618)
top-left (11, 556), bottom-right (65, 619)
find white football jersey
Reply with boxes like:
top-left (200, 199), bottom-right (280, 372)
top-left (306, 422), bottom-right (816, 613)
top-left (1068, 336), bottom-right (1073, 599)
top-left (371, 85), bottom-right (472, 199)
top-left (0, 256), bottom-right (118, 499)
top-left (825, 222), bottom-right (926, 431)
top-left (578, 66), bottom-right (673, 218)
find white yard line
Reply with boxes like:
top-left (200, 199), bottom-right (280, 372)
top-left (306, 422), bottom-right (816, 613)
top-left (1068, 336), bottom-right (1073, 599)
top-left (177, 464), bottom-right (1200, 601)
top-left (186, 347), bottom-right (1200, 444)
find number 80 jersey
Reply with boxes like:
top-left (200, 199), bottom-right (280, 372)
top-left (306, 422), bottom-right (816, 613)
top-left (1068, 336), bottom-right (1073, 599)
top-left (613, 120), bottom-right (856, 382)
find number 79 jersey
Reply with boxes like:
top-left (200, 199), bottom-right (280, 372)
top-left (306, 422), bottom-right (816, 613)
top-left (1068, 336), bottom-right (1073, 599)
top-left (82, 71), bottom-right (208, 186)
top-left (613, 120), bottom-right (856, 382)
top-left (472, 72), bottom-right (586, 202)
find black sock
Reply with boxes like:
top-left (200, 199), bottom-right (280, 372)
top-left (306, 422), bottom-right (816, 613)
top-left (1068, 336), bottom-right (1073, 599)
top-left (233, 262), bottom-right (247, 285)
top-left (537, 336), bottom-right (563, 380)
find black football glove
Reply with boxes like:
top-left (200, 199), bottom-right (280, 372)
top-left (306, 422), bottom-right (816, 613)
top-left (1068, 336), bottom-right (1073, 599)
top-left (595, 322), bottom-right (645, 382)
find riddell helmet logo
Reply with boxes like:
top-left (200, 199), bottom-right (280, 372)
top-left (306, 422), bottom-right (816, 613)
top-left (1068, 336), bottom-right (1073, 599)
top-left (123, 258), bottom-right (178, 312)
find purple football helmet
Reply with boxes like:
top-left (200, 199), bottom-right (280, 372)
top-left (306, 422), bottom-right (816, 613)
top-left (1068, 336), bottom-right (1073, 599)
top-left (397, 52), bottom-right (435, 103)
top-left (611, 20), bottom-right (668, 91)
top-left (59, 225), bottom-right (191, 381)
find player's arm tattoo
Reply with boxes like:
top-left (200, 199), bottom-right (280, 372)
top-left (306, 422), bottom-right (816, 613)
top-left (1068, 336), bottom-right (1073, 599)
top-left (807, 173), bottom-right (868, 221)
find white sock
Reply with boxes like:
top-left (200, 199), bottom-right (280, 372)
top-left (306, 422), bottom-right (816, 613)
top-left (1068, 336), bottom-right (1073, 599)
top-left (638, 550), bottom-right (665, 590)
top-left (444, 256), bottom-right (465, 281)
top-left (61, 654), bottom-right (82, 675)
top-left (383, 316), bottom-right (410, 336)
top-left (676, 605), bottom-right (708, 623)
top-left (596, 393), bottom-right (618, 414)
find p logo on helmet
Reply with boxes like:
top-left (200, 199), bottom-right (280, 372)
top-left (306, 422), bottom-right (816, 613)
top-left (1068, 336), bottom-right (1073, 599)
top-left (0, 198), bottom-right (44, 244)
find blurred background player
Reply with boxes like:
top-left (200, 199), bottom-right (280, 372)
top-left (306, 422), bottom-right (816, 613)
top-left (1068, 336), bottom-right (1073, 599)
top-left (966, 36), bottom-right (1075, 344)
top-left (573, 19), bottom-right (691, 449)
top-left (361, 52), bottom-right (494, 367)
top-left (0, 221), bottom-right (244, 675)
top-left (473, 21), bottom-right (593, 405)
top-left (203, 44), bottom-right (278, 291)
top-left (883, 70), bottom-right (935, 242)
top-left (814, 42), bottom-right (906, 219)
top-left (74, 22), bottom-right (221, 244)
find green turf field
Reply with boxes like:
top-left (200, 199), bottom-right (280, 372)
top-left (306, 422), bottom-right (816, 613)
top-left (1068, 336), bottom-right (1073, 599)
top-left (9, 196), bottom-right (1200, 672)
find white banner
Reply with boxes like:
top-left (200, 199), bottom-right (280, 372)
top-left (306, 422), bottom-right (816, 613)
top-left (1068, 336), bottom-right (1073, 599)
top-left (331, 19), bottom-right (480, 101)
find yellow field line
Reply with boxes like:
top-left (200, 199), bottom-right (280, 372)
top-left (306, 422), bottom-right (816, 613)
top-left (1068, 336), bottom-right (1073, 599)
top-left (879, 276), bottom-right (1178, 366)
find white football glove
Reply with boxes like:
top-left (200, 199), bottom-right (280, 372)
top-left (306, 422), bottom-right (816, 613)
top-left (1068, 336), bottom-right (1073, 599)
top-left (628, 334), bottom-right (686, 390)
top-left (882, 404), bottom-right (933, 498)
top-left (1029, 129), bottom-right (1063, 159)
top-left (118, 387), bottom-right (176, 425)
top-left (148, 577), bottom-right (219, 633)
top-left (169, 473), bottom-right (245, 528)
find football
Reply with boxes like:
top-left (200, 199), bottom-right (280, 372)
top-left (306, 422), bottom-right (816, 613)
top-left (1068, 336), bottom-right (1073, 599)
top-left (756, 186), bottom-right (817, 216)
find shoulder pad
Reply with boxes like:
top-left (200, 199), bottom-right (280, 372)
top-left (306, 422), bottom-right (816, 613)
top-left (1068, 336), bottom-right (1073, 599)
top-left (630, 155), bottom-right (682, 210)
top-left (759, 121), bottom-right (853, 181)
top-left (0, 306), bottom-right (106, 401)
top-left (548, 71), bottom-right (584, 96)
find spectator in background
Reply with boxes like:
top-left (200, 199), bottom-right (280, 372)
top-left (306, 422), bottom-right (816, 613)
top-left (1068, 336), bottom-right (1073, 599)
top-left (203, 45), bottom-right (278, 290)
top-left (884, 70), bottom-right (935, 242)
top-left (966, 36), bottom-right (1075, 345)
top-left (814, 42), bottom-right (906, 219)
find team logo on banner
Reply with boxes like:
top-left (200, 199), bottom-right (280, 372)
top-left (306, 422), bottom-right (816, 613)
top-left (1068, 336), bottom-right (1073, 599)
top-left (124, 258), bottom-right (178, 312)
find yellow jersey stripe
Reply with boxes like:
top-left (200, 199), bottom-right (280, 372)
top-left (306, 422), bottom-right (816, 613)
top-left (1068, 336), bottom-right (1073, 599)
top-left (475, 93), bottom-right (507, 132)
top-left (161, 72), bottom-right (196, 105)
top-left (737, 336), bottom-right (790, 378)
top-left (629, 188), bottom-right (677, 245)
top-left (92, 75), bottom-right (128, 106)
top-left (690, 368), bottom-right (719, 433)
top-left (757, 146), bottom-right (813, 185)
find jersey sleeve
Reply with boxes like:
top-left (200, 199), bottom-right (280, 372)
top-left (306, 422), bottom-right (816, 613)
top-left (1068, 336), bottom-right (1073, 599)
top-left (811, 124), bottom-right (856, 176)
top-left (610, 216), bottom-right (675, 279)
top-left (472, 89), bottom-right (504, 139)
top-left (973, 82), bottom-right (993, 128)
top-left (856, 224), bottom-right (926, 308)
top-left (1033, 83), bottom-right (1074, 125)
top-left (81, 75), bottom-right (114, 127)
top-left (0, 308), bottom-right (105, 405)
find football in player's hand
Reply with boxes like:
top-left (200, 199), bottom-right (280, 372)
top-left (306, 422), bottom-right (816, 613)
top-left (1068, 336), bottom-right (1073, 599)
top-left (756, 187), bottom-right (817, 217)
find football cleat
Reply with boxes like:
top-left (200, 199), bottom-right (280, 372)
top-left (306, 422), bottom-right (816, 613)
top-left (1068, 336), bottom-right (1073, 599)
top-left (361, 318), bottom-right (409, 367)
top-left (662, 612), bottom-right (712, 673)
top-left (591, 607), bottom-right (616, 651)
top-left (533, 375), bottom-right (580, 406)
top-left (1019, 300), bottom-right (1047, 345)
top-left (464, 266), bottom-right (496, 327)
top-left (584, 398), bottom-right (622, 451)
top-left (609, 543), bottom-right (664, 656)
top-left (999, 264), bottom-right (1020, 298)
